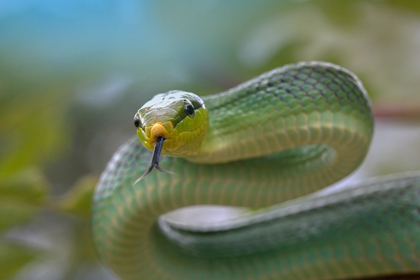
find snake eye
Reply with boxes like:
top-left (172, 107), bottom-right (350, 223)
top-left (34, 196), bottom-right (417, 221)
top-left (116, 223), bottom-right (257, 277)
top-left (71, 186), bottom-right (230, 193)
top-left (134, 116), bottom-right (141, 128)
top-left (184, 102), bottom-right (195, 118)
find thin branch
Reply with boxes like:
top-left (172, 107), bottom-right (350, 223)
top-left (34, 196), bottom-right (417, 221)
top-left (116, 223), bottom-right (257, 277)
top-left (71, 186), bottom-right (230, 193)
top-left (373, 103), bottom-right (420, 120)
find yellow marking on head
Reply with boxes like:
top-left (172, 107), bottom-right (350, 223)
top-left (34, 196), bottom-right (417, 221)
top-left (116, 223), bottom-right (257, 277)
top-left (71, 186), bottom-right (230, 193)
top-left (150, 123), bottom-right (170, 140)
top-left (138, 121), bottom-right (175, 152)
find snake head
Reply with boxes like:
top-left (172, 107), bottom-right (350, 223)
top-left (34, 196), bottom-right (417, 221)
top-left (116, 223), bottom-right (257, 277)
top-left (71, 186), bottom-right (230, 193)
top-left (134, 90), bottom-right (209, 157)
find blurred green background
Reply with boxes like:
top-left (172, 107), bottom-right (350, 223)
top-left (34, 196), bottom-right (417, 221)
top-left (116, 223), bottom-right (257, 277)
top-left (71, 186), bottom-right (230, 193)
top-left (1, 0), bottom-right (420, 279)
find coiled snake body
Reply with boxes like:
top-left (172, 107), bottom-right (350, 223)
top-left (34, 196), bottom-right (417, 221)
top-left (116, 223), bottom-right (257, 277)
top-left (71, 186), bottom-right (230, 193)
top-left (92, 62), bottom-right (420, 280)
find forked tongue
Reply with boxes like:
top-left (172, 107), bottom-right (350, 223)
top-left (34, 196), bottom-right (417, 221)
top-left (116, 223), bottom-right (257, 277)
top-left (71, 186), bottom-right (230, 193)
top-left (134, 136), bottom-right (174, 184)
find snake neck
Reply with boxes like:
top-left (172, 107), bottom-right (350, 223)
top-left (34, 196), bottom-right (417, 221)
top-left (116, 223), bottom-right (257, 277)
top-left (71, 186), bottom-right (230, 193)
top-left (185, 61), bottom-right (373, 164)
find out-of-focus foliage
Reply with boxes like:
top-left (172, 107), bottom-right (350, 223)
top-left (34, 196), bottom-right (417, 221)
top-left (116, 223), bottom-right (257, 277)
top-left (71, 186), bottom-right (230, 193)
top-left (54, 175), bottom-right (97, 217)
top-left (0, 168), bottom-right (48, 232)
top-left (1, 0), bottom-right (420, 279)
top-left (0, 242), bottom-right (41, 280)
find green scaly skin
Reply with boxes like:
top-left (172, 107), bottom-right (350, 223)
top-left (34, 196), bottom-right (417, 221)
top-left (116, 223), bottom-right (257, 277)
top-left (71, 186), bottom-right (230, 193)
top-left (92, 62), bottom-right (420, 280)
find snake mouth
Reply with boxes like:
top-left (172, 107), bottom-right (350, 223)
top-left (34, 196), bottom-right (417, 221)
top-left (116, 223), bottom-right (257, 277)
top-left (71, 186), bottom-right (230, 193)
top-left (134, 136), bottom-right (175, 184)
top-left (149, 123), bottom-right (171, 141)
top-left (138, 121), bottom-right (175, 152)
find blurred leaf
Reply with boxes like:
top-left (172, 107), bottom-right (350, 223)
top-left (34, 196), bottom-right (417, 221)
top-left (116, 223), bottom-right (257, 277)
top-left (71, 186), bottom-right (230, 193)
top-left (386, 0), bottom-right (420, 14)
top-left (0, 93), bottom-right (69, 175)
top-left (0, 168), bottom-right (49, 205)
top-left (54, 175), bottom-right (97, 217)
top-left (0, 241), bottom-right (41, 280)
top-left (0, 168), bottom-right (48, 232)
top-left (317, 0), bottom-right (364, 27)
top-left (0, 200), bottom-right (39, 232)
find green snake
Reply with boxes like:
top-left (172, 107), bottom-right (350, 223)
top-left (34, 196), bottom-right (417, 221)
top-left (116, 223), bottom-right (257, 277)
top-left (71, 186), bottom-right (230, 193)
top-left (92, 62), bottom-right (420, 280)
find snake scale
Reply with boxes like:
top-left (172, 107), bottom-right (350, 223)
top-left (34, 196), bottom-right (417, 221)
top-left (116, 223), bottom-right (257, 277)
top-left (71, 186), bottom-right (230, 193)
top-left (92, 62), bottom-right (420, 280)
